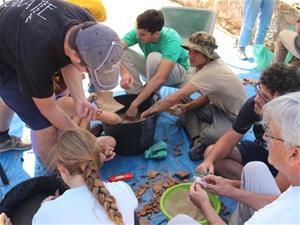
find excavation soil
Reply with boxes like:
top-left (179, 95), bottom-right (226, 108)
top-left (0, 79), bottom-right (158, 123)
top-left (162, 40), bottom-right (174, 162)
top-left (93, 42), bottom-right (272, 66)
top-left (118, 113), bottom-right (145, 124)
top-left (165, 188), bottom-right (205, 221)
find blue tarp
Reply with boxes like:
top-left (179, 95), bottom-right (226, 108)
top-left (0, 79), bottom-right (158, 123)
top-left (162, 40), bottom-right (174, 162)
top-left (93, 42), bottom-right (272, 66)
top-left (0, 67), bottom-right (261, 224)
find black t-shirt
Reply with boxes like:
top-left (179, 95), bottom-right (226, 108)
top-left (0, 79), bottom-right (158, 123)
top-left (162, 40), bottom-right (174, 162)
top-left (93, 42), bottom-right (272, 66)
top-left (0, 0), bottom-right (95, 98)
top-left (232, 96), bottom-right (261, 135)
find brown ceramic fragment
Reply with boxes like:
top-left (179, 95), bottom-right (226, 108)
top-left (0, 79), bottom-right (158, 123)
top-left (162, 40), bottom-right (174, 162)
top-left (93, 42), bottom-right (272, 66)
top-left (94, 91), bottom-right (125, 112)
top-left (139, 219), bottom-right (150, 225)
top-left (174, 171), bottom-right (190, 180)
top-left (148, 170), bottom-right (159, 179)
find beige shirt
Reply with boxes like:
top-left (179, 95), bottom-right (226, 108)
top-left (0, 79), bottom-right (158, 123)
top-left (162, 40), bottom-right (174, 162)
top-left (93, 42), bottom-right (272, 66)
top-left (189, 59), bottom-right (247, 118)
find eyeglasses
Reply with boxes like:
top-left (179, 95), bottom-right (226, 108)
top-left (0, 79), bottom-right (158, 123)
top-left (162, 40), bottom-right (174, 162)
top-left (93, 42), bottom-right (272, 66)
top-left (263, 124), bottom-right (285, 143)
top-left (254, 84), bottom-right (270, 104)
top-left (263, 133), bottom-right (285, 143)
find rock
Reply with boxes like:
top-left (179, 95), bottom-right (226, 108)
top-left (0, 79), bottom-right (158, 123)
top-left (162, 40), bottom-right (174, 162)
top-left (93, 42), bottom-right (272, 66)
top-left (171, 0), bottom-right (300, 50)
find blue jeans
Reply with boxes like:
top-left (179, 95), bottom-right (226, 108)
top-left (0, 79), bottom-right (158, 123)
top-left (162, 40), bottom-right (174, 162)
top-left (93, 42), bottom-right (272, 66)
top-left (238, 0), bottom-right (275, 47)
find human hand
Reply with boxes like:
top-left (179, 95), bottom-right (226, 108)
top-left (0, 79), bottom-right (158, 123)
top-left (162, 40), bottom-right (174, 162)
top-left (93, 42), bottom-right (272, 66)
top-left (87, 93), bottom-right (96, 103)
top-left (125, 102), bottom-right (138, 119)
top-left (196, 160), bottom-right (215, 175)
top-left (75, 98), bottom-right (101, 118)
top-left (168, 104), bottom-right (187, 116)
top-left (100, 144), bottom-right (116, 162)
top-left (189, 182), bottom-right (211, 209)
top-left (201, 175), bottom-right (236, 197)
top-left (140, 107), bottom-right (155, 119)
top-left (120, 73), bottom-right (134, 90)
top-left (79, 108), bottom-right (102, 130)
top-left (41, 189), bottom-right (59, 205)
top-left (0, 213), bottom-right (11, 225)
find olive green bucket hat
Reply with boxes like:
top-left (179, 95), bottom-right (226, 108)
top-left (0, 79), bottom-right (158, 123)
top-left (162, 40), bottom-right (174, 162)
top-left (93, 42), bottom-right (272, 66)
top-left (181, 31), bottom-right (220, 59)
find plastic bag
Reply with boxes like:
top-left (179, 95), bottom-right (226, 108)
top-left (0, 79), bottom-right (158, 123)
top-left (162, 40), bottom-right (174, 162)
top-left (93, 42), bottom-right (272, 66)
top-left (253, 44), bottom-right (293, 71)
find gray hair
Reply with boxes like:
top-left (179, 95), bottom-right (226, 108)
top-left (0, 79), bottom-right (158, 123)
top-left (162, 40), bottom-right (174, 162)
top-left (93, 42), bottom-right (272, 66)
top-left (262, 92), bottom-right (300, 148)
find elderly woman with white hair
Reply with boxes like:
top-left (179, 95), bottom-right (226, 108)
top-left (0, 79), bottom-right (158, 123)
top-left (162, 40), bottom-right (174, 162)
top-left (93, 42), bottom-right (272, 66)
top-left (167, 91), bottom-right (300, 225)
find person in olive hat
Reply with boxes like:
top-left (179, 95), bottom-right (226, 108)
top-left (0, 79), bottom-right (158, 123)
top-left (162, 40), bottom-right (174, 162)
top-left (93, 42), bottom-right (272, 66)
top-left (142, 31), bottom-right (247, 161)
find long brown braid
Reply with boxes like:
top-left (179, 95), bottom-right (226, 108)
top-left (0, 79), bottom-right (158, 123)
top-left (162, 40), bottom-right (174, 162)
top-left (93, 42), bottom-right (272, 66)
top-left (53, 128), bottom-right (124, 225)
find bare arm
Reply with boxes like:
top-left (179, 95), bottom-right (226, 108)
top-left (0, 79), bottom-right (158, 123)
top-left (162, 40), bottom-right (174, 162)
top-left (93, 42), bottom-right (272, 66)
top-left (202, 175), bottom-right (279, 210)
top-left (61, 64), bottom-right (97, 118)
top-left (184, 95), bottom-right (209, 111)
top-left (197, 128), bottom-right (242, 174)
top-left (33, 95), bottom-right (78, 131)
top-left (132, 58), bottom-right (176, 108)
top-left (141, 83), bottom-right (198, 117)
top-left (229, 187), bottom-right (278, 210)
top-left (61, 64), bottom-right (86, 104)
top-left (95, 110), bottom-right (122, 124)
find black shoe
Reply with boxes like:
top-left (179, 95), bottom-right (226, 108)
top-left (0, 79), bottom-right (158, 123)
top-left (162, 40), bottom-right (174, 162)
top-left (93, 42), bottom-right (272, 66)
top-left (237, 47), bottom-right (248, 60)
top-left (188, 139), bottom-right (206, 161)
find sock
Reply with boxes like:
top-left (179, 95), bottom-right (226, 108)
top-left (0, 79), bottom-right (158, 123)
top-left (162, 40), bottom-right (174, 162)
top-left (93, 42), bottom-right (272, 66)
top-left (0, 130), bottom-right (10, 142)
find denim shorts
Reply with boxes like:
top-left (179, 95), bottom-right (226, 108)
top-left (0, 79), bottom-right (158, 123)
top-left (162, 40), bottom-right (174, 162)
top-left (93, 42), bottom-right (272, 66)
top-left (0, 60), bottom-right (51, 130)
top-left (237, 139), bottom-right (278, 177)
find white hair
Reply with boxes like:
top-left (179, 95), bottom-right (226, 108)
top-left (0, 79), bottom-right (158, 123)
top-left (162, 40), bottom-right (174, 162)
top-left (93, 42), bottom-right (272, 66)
top-left (262, 91), bottom-right (300, 148)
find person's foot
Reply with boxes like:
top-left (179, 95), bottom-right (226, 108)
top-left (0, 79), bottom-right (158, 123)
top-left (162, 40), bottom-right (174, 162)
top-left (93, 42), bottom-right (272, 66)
top-left (188, 138), bottom-right (206, 161)
top-left (0, 136), bottom-right (32, 153)
top-left (237, 47), bottom-right (248, 60)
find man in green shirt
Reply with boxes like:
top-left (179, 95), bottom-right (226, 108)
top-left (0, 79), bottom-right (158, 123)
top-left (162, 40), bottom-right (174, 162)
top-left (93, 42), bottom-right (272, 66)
top-left (120, 9), bottom-right (189, 118)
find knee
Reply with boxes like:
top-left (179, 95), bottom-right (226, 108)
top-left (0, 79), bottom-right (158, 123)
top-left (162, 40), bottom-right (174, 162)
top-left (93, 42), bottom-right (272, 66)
top-left (121, 49), bottom-right (133, 65)
top-left (146, 52), bottom-right (162, 69)
top-left (242, 161), bottom-right (268, 179)
top-left (98, 136), bottom-right (116, 148)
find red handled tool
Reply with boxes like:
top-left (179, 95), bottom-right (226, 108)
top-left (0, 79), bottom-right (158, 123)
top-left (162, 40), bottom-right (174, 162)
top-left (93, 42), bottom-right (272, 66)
top-left (108, 172), bottom-right (134, 182)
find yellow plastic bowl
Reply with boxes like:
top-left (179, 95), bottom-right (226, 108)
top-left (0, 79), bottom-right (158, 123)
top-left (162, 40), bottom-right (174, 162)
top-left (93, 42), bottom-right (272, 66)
top-left (160, 183), bottom-right (221, 225)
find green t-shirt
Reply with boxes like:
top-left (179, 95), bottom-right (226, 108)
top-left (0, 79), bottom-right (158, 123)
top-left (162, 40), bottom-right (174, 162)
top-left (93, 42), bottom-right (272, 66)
top-left (123, 27), bottom-right (189, 70)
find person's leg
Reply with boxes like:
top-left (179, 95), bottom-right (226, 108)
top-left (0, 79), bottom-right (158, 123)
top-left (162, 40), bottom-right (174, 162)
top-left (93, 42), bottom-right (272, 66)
top-left (122, 48), bottom-right (146, 94)
top-left (0, 66), bottom-right (57, 171)
top-left (167, 214), bottom-right (199, 225)
top-left (238, 0), bottom-right (262, 59)
top-left (255, 0), bottom-right (275, 44)
top-left (145, 52), bottom-right (186, 86)
top-left (97, 136), bottom-right (116, 149)
top-left (238, 0), bottom-right (262, 48)
top-left (0, 64), bottom-right (31, 151)
top-left (199, 106), bottom-right (233, 146)
top-left (214, 147), bottom-right (243, 179)
top-left (188, 105), bottom-right (233, 161)
top-left (273, 30), bottom-right (300, 63)
top-left (33, 126), bottom-right (58, 171)
top-left (0, 99), bottom-right (14, 133)
top-left (229, 161), bottom-right (280, 225)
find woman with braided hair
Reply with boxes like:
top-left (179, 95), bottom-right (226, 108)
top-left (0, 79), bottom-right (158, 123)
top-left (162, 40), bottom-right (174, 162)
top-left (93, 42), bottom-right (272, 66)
top-left (32, 129), bottom-right (138, 225)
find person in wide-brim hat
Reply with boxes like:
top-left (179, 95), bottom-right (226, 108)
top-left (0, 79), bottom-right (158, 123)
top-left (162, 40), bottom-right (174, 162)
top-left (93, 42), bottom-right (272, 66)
top-left (181, 31), bottom-right (220, 60)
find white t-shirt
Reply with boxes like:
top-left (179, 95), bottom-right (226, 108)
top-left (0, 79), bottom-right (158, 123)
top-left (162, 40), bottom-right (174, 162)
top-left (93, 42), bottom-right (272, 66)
top-left (32, 181), bottom-right (138, 225)
top-left (188, 59), bottom-right (247, 119)
top-left (245, 186), bottom-right (300, 224)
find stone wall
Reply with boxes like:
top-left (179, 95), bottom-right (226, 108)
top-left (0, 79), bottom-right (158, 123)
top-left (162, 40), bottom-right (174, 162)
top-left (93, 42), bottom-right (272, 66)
top-left (171, 0), bottom-right (300, 50)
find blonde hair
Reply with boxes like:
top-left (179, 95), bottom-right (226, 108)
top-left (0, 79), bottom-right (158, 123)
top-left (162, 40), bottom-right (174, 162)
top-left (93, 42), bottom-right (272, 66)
top-left (53, 128), bottom-right (124, 225)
